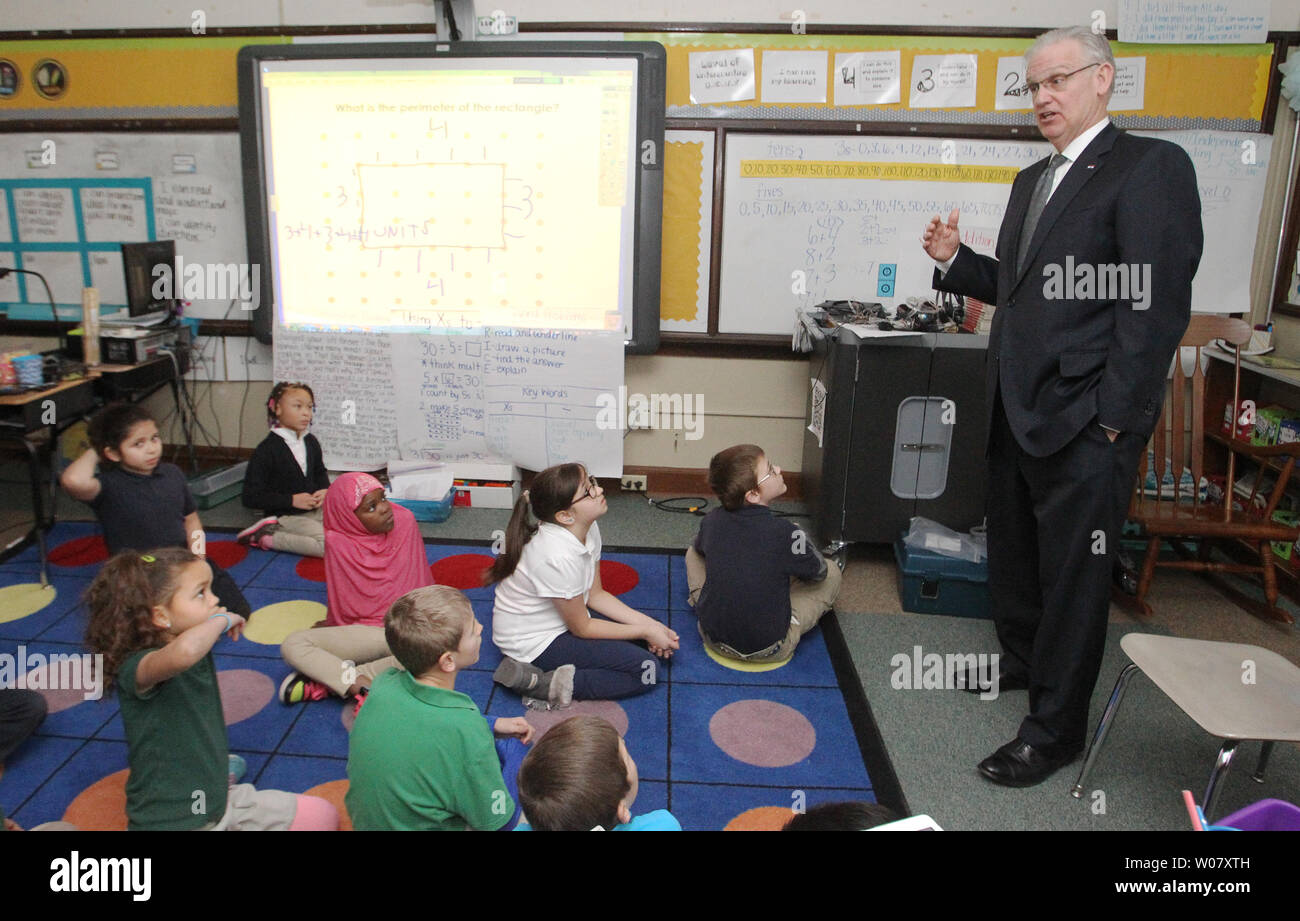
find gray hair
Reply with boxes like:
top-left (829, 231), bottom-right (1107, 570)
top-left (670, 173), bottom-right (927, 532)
top-left (1025, 26), bottom-right (1115, 98)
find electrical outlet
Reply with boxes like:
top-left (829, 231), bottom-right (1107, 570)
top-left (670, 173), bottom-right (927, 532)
top-left (621, 474), bottom-right (647, 493)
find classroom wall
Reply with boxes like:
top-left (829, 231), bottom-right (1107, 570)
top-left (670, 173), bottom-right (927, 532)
top-left (9, 0), bottom-right (1300, 31)
top-left (5, 1), bottom-right (1300, 473)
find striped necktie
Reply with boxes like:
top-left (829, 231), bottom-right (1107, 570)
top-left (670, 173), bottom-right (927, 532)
top-left (1016, 153), bottom-right (1066, 274)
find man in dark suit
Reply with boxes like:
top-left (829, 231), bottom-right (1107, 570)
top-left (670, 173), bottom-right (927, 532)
top-left (921, 26), bottom-right (1203, 786)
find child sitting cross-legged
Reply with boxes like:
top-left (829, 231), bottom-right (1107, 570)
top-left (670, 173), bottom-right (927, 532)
top-left (278, 471), bottom-right (433, 705)
top-left (686, 444), bottom-right (841, 665)
top-left (515, 715), bottom-right (679, 831)
top-left (238, 381), bottom-right (330, 556)
top-left (86, 548), bottom-right (338, 831)
top-left (345, 585), bottom-right (534, 831)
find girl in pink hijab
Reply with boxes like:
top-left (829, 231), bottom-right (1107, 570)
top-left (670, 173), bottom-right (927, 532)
top-left (278, 472), bottom-right (435, 705)
top-left (322, 471), bottom-right (432, 626)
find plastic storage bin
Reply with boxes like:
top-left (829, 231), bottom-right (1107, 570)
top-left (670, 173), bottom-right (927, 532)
top-left (1215, 798), bottom-right (1300, 831)
top-left (387, 488), bottom-right (454, 523)
top-left (894, 537), bottom-right (991, 619)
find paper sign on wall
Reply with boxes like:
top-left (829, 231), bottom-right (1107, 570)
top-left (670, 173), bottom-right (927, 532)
top-left (1119, 0), bottom-right (1269, 43)
top-left (761, 50), bottom-right (827, 104)
top-left (1110, 57), bottom-right (1147, 111)
top-left (994, 56), bottom-right (1034, 111)
top-left (689, 49), bottom-right (756, 104)
top-left (908, 54), bottom-right (977, 109)
top-left (833, 51), bottom-right (901, 106)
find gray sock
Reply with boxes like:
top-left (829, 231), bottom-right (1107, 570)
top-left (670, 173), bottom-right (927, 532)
top-left (493, 657), bottom-right (549, 696)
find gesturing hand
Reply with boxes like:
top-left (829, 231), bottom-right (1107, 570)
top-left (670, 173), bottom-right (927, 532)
top-left (921, 207), bottom-right (961, 263)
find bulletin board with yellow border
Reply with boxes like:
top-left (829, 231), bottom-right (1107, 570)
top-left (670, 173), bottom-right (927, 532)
top-left (0, 32), bottom-right (1279, 340)
top-left (630, 32), bottom-right (1273, 128)
top-left (0, 37), bottom-right (290, 120)
top-left (631, 31), bottom-right (1276, 337)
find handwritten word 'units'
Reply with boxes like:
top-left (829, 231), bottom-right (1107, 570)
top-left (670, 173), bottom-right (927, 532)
top-left (282, 222), bottom-right (437, 245)
top-left (735, 198), bottom-right (1005, 220)
top-left (739, 160), bottom-right (1019, 184)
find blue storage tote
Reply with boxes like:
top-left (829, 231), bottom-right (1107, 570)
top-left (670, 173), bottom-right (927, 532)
top-left (386, 488), bottom-right (454, 523)
top-left (894, 538), bottom-right (991, 619)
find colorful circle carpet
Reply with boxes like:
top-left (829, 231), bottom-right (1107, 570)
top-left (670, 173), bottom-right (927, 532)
top-left (0, 521), bottom-right (878, 830)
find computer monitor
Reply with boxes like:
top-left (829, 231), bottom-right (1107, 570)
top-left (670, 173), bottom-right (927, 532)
top-left (120, 240), bottom-right (177, 320)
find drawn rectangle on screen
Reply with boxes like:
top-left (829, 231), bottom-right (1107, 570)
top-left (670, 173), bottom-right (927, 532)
top-left (357, 162), bottom-right (505, 249)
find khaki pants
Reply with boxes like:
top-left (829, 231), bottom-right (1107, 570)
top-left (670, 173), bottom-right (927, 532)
top-left (273, 508), bottom-right (325, 558)
top-left (205, 783), bottom-right (299, 831)
top-left (281, 624), bottom-right (402, 697)
top-left (684, 545), bottom-right (841, 663)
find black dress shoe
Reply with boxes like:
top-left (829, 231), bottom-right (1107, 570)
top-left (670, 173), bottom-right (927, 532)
top-left (976, 738), bottom-right (1082, 787)
top-left (954, 666), bottom-right (1028, 693)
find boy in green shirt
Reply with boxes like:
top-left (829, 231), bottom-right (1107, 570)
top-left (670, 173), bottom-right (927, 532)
top-left (346, 585), bottom-right (534, 831)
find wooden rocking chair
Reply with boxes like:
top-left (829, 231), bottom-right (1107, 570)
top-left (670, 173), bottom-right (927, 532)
top-left (1127, 315), bottom-right (1299, 625)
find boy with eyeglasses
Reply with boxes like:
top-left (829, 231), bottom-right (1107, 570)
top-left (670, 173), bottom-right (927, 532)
top-left (685, 444), bottom-right (840, 665)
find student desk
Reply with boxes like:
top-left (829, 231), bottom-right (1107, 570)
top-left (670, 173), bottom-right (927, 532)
top-left (0, 354), bottom-right (192, 584)
top-left (0, 377), bottom-right (98, 585)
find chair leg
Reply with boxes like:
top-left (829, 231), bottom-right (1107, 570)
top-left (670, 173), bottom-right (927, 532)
top-left (1203, 740), bottom-right (1240, 823)
top-left (1071, 663), bottom-right (1141, 798)
top-left (1135, 538), bottom-right (1160, 616)
top-left (1252, 740), bottom-right (1275, 783)
top-left (1260, 542), bottom-right (1280, 608)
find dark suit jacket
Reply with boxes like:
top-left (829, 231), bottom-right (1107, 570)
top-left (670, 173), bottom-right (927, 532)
top-left (935, 122), bottom-right (1203, 457)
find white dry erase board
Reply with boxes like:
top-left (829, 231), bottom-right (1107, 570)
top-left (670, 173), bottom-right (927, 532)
top-left (0, 132), bottom-right (248, 321)
top-left (717, 130), bottom-right (1270, 335)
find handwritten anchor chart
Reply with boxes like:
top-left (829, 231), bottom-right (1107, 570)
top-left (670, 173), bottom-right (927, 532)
top-left (261, 61), bottom-right (636, 471)
top-left (717, 131), bottom-right (1270, 335)
top-left (390, 329), bottom-right (622, 473)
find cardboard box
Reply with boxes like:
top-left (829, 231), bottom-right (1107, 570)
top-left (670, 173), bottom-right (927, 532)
top-left (451, 463), bottom-right (520, 509)
top-left (1271, 510), bottom-right (1298, 560)
top-left (1254, 404), bottom-right (1288, 446)
top-left (1224, 400), bottom-right (1255, 440)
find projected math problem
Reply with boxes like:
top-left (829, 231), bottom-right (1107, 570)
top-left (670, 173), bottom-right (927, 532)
top-left (261, 65), bottom-right (636, 333)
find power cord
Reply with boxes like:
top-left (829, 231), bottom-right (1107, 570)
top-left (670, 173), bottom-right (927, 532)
top-left (651, 496), bottom-right (710, 516)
